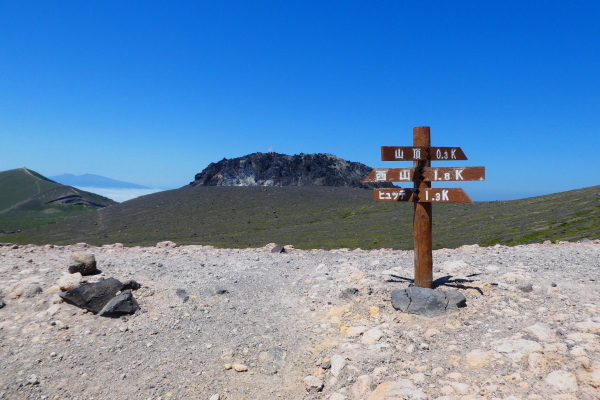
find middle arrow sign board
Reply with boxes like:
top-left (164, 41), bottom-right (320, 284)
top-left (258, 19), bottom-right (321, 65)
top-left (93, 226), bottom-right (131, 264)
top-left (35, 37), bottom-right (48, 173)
top-left (363, 166), bottom-right (485, 182)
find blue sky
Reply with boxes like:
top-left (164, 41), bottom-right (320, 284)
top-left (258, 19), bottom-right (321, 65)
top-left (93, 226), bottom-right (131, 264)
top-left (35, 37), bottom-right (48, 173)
top-left (1, 1), bottom-right (599, 200)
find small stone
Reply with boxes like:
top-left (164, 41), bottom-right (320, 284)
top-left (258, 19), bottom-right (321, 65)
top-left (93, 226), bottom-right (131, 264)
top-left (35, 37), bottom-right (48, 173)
top-left (122, 280), bottom-right (141, 290)
top-left (233, 363), bottom-right (248, 372)
top-left (352, 375), bottom-right (372, 398)
top-left (418, 342), bottom-right (430, 351)
top-left (0, 298), bottom-right (5, 309)
top-left (26, 374), bottom-right (39, 385)
top-left (175, 289), bottom-right (189, 302)
top-left (22, 284), bottom-right (43, 298)
top-left (156, 241), bottom-right (177, 248)
top-left (368, 379), bottom-right (427, 400)
top-left (58, 273), bottom-right (83, 291)
top-left (466, 349), bottom-right (492, 368)
top-left (362, 328), bottom-right (383, 345)
top-left (545, 370), bottom-right (578, 392)
top-left (523, 323), bottom-right (555, 341)
top-left (224, 364), bottom-right (232, 370)
top-left (339, 287), bottom-right (360, 299)
top-left (518, 283), bottom-right (534, 292)
top-left (68, 254), bottom-right (97, 275)
top-left (211, 287), bottom-right (227, 296)
top-left (304, 375), bottom-right (324, 392)
top-left (330, 354), bottom-right (346, 377)
top-left (270, 244), bottom-right (285, 253)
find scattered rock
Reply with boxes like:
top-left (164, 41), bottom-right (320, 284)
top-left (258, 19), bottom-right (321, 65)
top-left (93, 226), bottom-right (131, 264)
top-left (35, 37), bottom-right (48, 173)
top-left (58, 273), bottom-right (83, 291)
top-left (466, 349), bottom-right (493, 368)
top-left (391, 287), bottom-right (467, 317)
top-left (368, 379), bottom-right (427, 400)
top-left (211, 287), bottom-right (227, 296)
top-left (352, 375), bottom-right (372, 399)
top-left (545, 370), bottom-right (579, 392)
top-left (156, 241), bottom-right (177, 248)
top-left (21, 284), bottom-right (43, 298)
top-left (330, 354), bottom-right (346, 377)
top-left (493, 338), bottom-right (543, 360)
top-left (303, 375), bottom-right (324, 392)
top-left (339, 287), bottom-right (360, 299)
top-left (175, 289), bottom-right (189, 302)
top-left (362, 328), bottom-right (383, 345)
top-left (233, 363), bottom-right (248, 372)
top-left (122, 280), bottom-right (141, 290)
top-left (261, 346), bottom-right (286, 373)
top-left (270, 244), bottom-right (285, 253)
top-left (68, 254), bottom-right (97, 275)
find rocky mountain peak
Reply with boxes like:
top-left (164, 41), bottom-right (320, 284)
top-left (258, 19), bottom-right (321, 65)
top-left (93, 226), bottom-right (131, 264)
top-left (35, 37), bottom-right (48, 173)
top-left (189, 152), bottom-right (393, 189)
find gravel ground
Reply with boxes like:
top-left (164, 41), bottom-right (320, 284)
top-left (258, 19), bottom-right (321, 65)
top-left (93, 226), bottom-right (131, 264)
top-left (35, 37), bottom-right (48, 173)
top-left (0, 240), bottom-right (599, 400)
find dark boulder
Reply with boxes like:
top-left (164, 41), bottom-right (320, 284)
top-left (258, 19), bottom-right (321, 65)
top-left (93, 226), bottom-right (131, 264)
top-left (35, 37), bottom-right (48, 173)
top-left (98, 290), bottom-right (139, 317)
top-left (59, 278), bottom-right (124, 314)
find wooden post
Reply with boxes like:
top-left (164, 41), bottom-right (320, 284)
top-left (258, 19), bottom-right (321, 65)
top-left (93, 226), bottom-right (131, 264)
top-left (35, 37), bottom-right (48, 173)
top-left (413, 126), bottom-right (433, 288)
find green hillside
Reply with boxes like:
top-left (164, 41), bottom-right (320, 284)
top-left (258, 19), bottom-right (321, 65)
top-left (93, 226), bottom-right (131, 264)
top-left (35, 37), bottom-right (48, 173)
top-left (0, 168), bottom-right (62, 212)
top-left (0, 168), bottom-right (117, 233)
top-left (3, 184), bottom-right (598, 249)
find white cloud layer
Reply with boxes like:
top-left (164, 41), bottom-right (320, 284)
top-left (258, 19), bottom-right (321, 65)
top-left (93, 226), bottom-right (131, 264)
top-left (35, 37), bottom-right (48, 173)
top-left (74, 187), bottom-right (164, 202)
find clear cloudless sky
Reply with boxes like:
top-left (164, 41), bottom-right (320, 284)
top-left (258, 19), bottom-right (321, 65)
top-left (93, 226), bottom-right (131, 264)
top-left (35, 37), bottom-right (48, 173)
top-left (1, 1), bottom-right (599, 200)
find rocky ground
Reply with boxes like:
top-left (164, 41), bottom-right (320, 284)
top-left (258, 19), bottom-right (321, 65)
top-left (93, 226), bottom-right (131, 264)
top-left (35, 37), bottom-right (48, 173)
top-left (0, 240), bottom-right (599, 400)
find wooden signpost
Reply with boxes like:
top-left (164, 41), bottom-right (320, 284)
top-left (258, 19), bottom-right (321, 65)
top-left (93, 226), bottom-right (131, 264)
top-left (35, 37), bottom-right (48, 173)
top-left (362, 126), bottom-right (485, 288)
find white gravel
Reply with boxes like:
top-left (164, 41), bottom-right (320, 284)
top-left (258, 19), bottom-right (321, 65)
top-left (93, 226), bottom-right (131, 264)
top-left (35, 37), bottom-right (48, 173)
top-left (0, 240), bottom-right (599, 399)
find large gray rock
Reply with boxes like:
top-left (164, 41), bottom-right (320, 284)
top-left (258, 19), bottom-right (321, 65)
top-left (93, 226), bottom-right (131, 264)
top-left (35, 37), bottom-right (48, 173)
top-left (68, 254), bottom-right (97, 275)
top-left (59, 278), bottom-right (124, 313)
top-left (391, 286), bottom-right (467, 317)
top-left (189, 152), bottom-right (395, 189)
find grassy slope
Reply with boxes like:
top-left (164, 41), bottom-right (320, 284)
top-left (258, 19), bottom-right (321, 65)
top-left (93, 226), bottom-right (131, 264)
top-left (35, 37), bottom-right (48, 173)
top-left (0, 168), bottom-right (117, 233)
top-left (4, 185), bottom-right (599, 249)
top-left (0, 168), bottom-right (62, 212)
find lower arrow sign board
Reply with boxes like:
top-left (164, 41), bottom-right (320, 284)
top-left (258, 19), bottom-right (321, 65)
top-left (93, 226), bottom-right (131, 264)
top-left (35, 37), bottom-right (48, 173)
top-left (374, 188), bottom-right (473, 203)
top-left (362, 167), bottom-right (485, 182)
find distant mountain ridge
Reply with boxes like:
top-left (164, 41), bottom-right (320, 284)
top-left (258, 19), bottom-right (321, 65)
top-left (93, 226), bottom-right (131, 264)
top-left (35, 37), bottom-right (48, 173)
top-left (50, 174), bottom-right (150, 189)
top-left (190, 152), bottom-right (393, 189)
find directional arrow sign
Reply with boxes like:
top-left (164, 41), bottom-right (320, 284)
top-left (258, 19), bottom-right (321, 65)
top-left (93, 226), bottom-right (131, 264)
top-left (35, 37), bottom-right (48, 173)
top-left (381, 146), bottom-right (468, 161)
top-left (362, 167), bottom-right (485, 182)
top-left (374, 188), bottom-right (473, 203)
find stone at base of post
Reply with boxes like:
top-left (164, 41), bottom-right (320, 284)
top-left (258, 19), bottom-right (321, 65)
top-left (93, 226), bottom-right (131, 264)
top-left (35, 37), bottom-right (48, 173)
top-left (391, 287), bottom-right (467, 317)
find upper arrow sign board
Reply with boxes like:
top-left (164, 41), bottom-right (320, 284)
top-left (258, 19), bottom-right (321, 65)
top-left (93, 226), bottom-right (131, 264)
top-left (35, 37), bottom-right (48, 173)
top-left (381, 146), bottom-right (467, 161)
top-left (374, 188), bottom-right (473, 203)
top-left (362, 166), bottom-right (485, 182)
